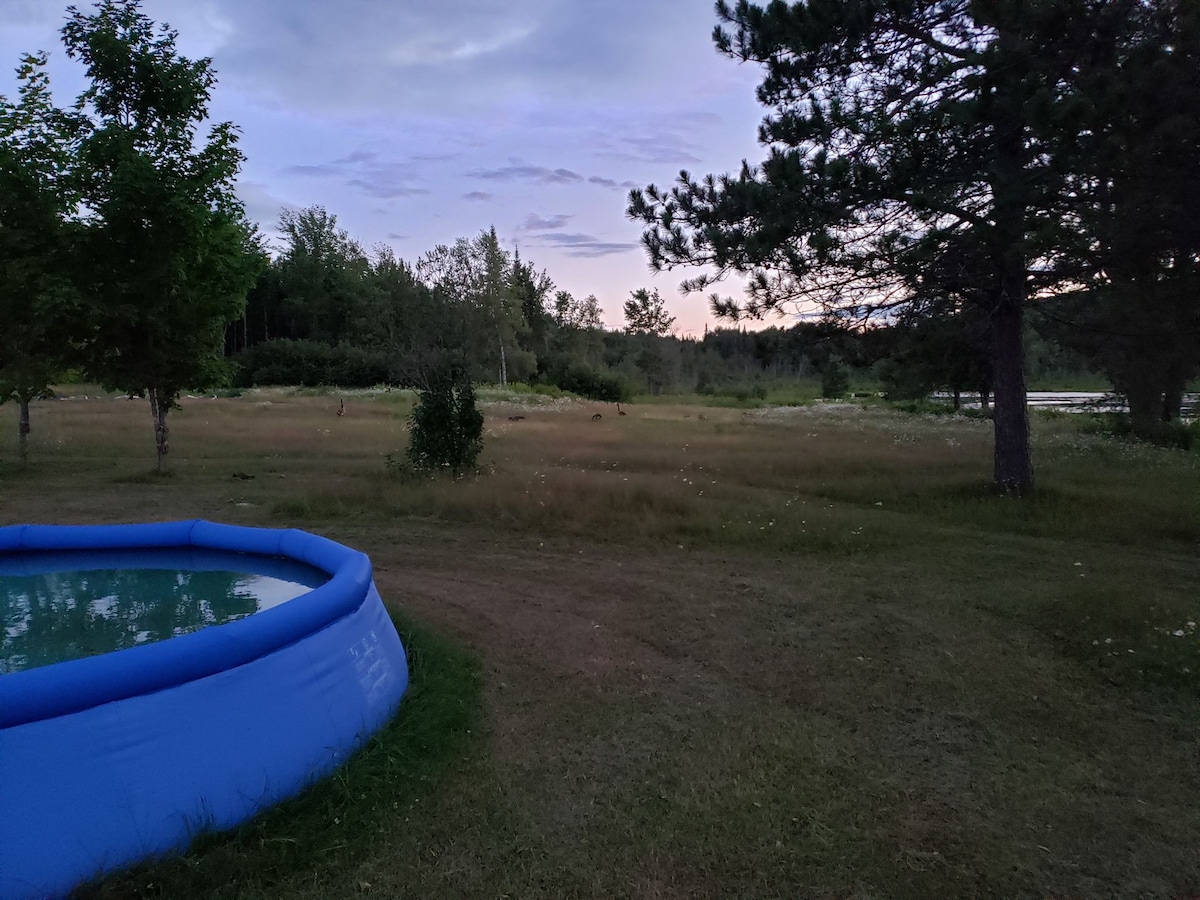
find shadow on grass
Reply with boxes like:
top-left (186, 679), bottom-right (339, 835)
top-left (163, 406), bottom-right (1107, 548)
top-left (819, 477), bottom-right (1200, 547)
top-left (112, 470), bottom-right (175, 484)
top-left (75, 614), bottom-right (483, 900)
top-left (1032, 576), bottom-right (1200, 698)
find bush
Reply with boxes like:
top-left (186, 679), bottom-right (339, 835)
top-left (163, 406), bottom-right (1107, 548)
top-left (1080, 413), bottom-right (1198, 450)
top-left (407, 379), bottom-right (484, 473)
top-left (507, 382), bottom-right (565, 399)
top-left (544, 365), bottom-right (633, 402)
top-left (820, 358), bottom-right (850, 399)
top-left (696, 381), bottom-right (768, 403)
top-left (878, 357), bottom-right (932, 401)
top-left (891, 398), bottom-right (963, 416)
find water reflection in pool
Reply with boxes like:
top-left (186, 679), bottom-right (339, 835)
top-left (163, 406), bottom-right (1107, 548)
top-left (1, 548), bottom-right (330, 674)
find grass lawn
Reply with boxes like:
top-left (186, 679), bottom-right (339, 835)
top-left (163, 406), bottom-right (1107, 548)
top-left (2, 388), bottom-right (1198, 899)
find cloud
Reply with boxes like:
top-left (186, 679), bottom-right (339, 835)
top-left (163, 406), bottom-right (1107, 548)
top-left (463, 191), bottom-right (492, 201)
top-left (282, 164), bottom-right (338, 177)
top-left (145, 0), bottom-right (738, 117)
top-left (283, 150), bottom-right (428, 200)
top-left (520, 213), bottom-right (571, 231)
top-left (235, 180), bottom-right (297, 230)
top-left (386, 232), bottom-right (410, 240)
top-left (594, 133), bottom-right (703, 165)
top-left (346, 178), bottom-right (429, 199)
top-left (466, 164), bottom-right (637, 191)
top-left (2, 1), bottom-right (58, 26)
top-left (386, 24), bottom-right (536, 66)
top-left (531, 232), bottom-right (638, 258)
top-left (468, 164), bottom-right (583, 184)
top-left (587, 175), bottom-right (639, 190)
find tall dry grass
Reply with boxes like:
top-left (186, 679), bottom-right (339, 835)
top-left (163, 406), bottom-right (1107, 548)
top-left (3, 388), bottom-right (1199, 898)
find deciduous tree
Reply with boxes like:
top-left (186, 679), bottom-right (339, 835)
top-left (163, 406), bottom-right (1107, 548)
top-left (623, 288), bottom-right (675, 336)
top-left (418, 228), bottom-right (531, 385)
top-left (276, 206), bottom-right (370, 346)
top-left (0, 52), bottom-right (81, 461)
top-left (65, 0), bottom-right (258, 470)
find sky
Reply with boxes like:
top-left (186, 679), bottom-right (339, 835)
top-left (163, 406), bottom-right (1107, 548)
top-left (0, 0), bottom-right (773, 336)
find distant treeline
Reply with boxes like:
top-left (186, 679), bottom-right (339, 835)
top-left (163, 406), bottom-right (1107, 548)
top-left (225, 207), bottom-right (1097, 402)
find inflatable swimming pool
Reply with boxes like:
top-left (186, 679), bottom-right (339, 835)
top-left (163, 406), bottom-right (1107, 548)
top-left (0, 520), bottom-right (409, 900)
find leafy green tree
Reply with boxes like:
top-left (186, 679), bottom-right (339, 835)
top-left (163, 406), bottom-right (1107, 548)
top-left (407, 374), bottom-right (484, 474)
top-left (64, 0), bottom-right (259, 470)
top-left (820, 356), bottom-right (850, 400)
top-left (0, 52), bottom-right (82, 461)
top-left (623, 287), bottom-right (675, 336)
top-left (359, 246), bottom-right (449, 383)
top-left (621, 288), bottom-right (676, 392)
top-left (543, 290), bottom-right (607, 379)
top-left (628, 0), bottom-right (1144, 491)
top-left (877, 306), bottom-right (992, 408)
top-left (418, 228), bottom-right (531, 385)
top-left (510, 248), bottom-right (555, 360)
top-left (276, 206), bottom-right (370, 345)
top-left (553, 290), bottom-right (604, 331)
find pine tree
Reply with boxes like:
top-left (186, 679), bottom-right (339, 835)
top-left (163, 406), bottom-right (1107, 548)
top-left (628, 0), bottom-right (1151, 491)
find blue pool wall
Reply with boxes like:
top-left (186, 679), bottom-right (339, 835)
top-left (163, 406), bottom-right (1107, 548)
top-left (0, 520), bottom-right (410, 900)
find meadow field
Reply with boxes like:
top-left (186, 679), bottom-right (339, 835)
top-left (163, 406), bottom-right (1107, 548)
top-left (1, 389), bottom-right (1198, 899)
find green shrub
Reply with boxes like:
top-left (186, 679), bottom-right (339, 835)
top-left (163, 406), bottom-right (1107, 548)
top-left (508, 382), bottom-right (565, 398)
top-left (1080, 413), bottom-right (1198, 450)
top-left (821, 358), bottom-right (850, 399)
top-left (407, 379), bottom-right (484, 473)
top-left (545, 365), bottom-right (632, 402)
top-left (696, 381), bottom-right (769, 403)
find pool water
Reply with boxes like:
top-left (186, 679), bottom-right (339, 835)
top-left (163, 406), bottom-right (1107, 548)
top-left (1, 548), bottom-right (330, 674)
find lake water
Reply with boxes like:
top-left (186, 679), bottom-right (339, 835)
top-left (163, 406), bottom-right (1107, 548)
top-left (0, 548), bottom-right (330, 674)
top-left (943, 391), bottom-right (1199, 418)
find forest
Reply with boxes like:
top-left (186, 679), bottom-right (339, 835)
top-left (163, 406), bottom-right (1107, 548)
top-left (2, 0), bottom-right (1197, 479)
top-left (224, 206), bottom-right (1101, 406)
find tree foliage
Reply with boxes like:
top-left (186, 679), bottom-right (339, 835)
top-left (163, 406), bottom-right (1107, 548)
top-left (417, 228), bottom-right (537, 386)
top-left (275, 206), bottom-right (369, 346)
top-left (64, 0), bottom-right (259, 469)
top-left (0, 52), bottom-right (82, 460)
top-left (623, 288), bottom-right (675, 336)
top-left (407, 376), bottom-right (484, 474)
top-left (627, 0), bottom-right (1172, 490)
top-left (1044, 0), bottom-right (1200, 434)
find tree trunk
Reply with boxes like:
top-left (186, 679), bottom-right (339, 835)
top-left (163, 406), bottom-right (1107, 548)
top-left (987, 31), bottom-right (1034, 493)
top-left (952, 388), bottom-right (961, 412)
top-left (1124, 375), bottom-right (1163, 437)
top-left (990, 290), bottom-right (1033, 492)
top-left (1163, 367), bottom-right (1186, 422)
top-left (148, 387), bottom-right (170, 472)
top-left (979, 387), bottom-right (991, 413)
top-left (498, 340), bottom-right (508, 388)
top-left (18, 398), bottom-right (30, 463)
